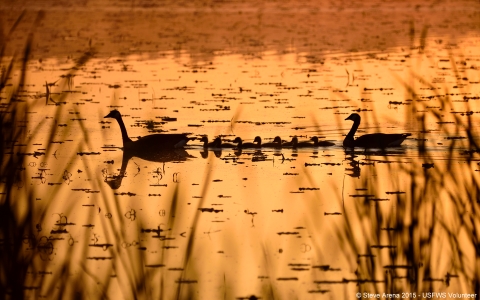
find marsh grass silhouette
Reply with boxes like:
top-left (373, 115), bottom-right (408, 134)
top-left (0, 24), bottom-right (217, 295)
top-left (1, 14), bottom-right (39, 299)
top-left (0, 12), bottom-right (126, 300)
top-left (328, 45), bottom-right (480, 297)
top-left (0, 13), bottom-right (44, 299)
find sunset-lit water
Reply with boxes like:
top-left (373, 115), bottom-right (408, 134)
top-left (1, 1), bottom-right (480, 299)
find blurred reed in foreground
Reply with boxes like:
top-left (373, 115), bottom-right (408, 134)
top-left (327, 36), bottom-right (480, 296)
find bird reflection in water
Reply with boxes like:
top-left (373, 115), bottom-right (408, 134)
top-left (200, 148), bottom-right (223, 159)
top-left (104, 147), bottom-right (195, 190)
top-left (343, 147), bottom-right (406, 179)
top-left (344, 152), bottom-right (361, 178)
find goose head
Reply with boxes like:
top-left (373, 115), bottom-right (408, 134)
top-left (345, 113), bottom-right (361, 122)
top-left (105, 110), bottom-right (122, 120)
top-left (233, 137), bottom-right (242, 144)
top-left (212, 137), bottom-right (222, 146)
top-left (253, 136), bottom-right (261, 144)
top-left (273, 136), bottom-right (281, 143)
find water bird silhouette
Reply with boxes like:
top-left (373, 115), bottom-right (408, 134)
top-left (218, 138), bottom-right (238, 148)
top-left (291, 137), bottom-right (306, 148)
top-left (283, 136), bottom-right (333, 148)
top-left (343, 113), bottom-right (411, 148)
top-left (105, 110), bottom-right (192, 150)
top-left (281, 137), bottom-right (297, 147)
top-left (200, 136), bottom-right (221, 148)
top-left (258, 136), bottom-right (282, 148)
top-left (310, 136), bottom-right (335, 147)
top-left (233, 136), bottom-right (261, 148)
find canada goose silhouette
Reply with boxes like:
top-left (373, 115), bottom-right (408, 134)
top-left (281, 137), bottom-right (297, 147)
top-left (200, 136), bottom-right (221, 148)
top-left (105, 110), bottom-right (191, 149)
top-left (310, 136), bottom-right (335, 147)
top-left (286, 137), bottom-right (331, 148)
top-left (343, 113), bottom-right (411, 148)
top-left (219, 138), bottom-right (238, 148)
top-left (233, 136), bottom-right (261, 148)
top-left (260, 136), bottom-right (282, 148)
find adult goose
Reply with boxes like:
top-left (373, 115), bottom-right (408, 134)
top-left (105, 110), bottom-right (191, 149)
top-left (233, 136), bottom-right (261, 148)
top-left (343, 113), bottom-right (411, 148)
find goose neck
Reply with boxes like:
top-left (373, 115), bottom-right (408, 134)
top-left (347, 118), bottom-right (360, 139)
top-left (115, 116), bottom-right (132, 147)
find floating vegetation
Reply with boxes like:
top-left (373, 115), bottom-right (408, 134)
top-left (114, 192), bottom-right (136, 196)
top-left (198, 208), bottom-right (223, 213)
top-left (298, 187), bottom-right (320, 191)
top-left (175, 279), bottom-right (198, 284)
top-left (145, 264), bottom-right (165, 268)
top-left (77, 152), bottom-right (101, 156)
top-left (17, 151), bottom-right (45, 157)
top-left (422, 163), bottom-right (435, 169)
top-left (236, 121), bottom-right (291, 125)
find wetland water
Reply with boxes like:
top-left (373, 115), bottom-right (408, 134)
top-left (1, 0), bottom-right (480, 299)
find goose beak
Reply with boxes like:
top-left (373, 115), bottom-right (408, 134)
top-left (345, 115), bottom-right (352, 121)
top-left (104, 112), bottom-right (114, 118)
